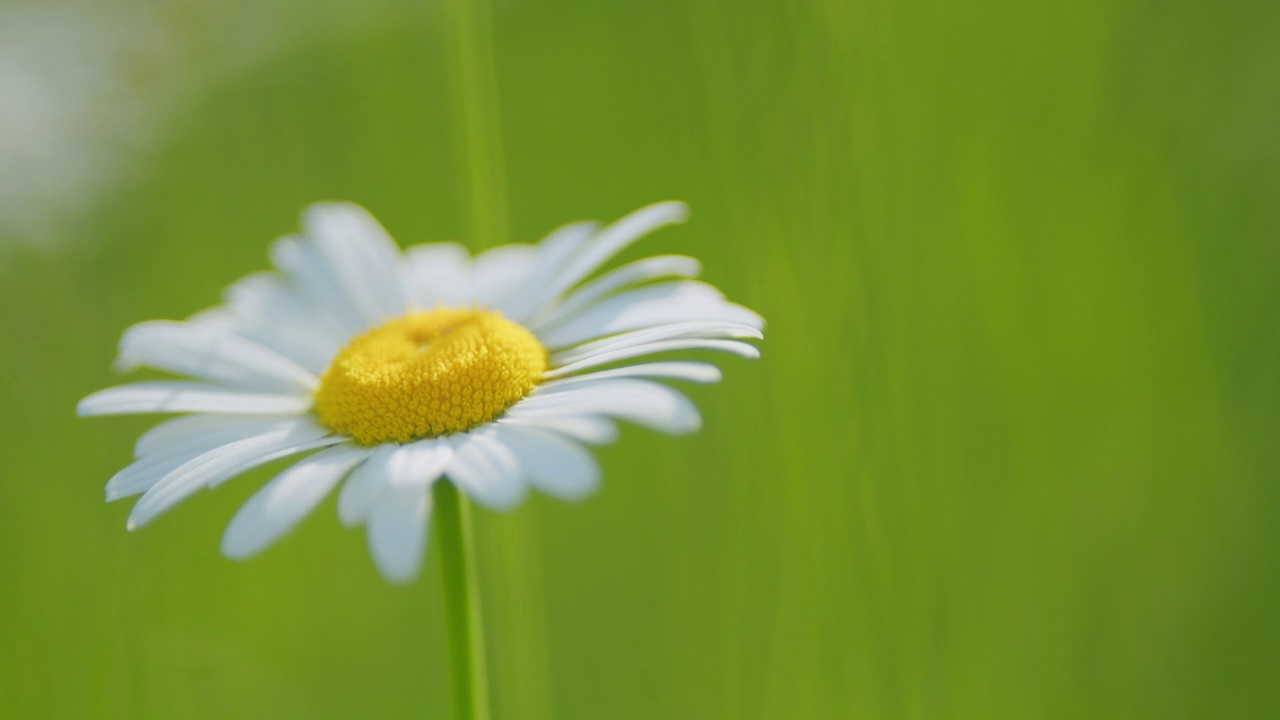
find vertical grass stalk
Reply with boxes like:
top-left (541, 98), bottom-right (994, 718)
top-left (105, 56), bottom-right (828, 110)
top-left (451, 0), bottom-right (509, 249)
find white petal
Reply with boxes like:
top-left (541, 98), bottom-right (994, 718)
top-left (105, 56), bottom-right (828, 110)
top-left (221, 444), bottom-right (371, 559)
top-left (384, 438), bottom-right (453, 490)
top-left (116, 320), bottom-right (318, 392)
top-left (115, 417), bottom-right (319, 499)
top-left (215, 273), bottom-right (345, 372)
top-left (337, 444), bottom-right (397, 527)
top-left (535, 358), bottom-right (727, 392)
top-left (531, 255), bottom-right (702, 329)
top-left (78, 382), bottom-right (312, 416)
top-left (513, 203), bottom-right (687, 319)
top-left (507, 380), bottom-right (702, 435)
top-left (538, 281), bottom-right (764, 350)
top-left (536, 362), bottom-right (722, 392)
top-left (500, 221), bottom-right (600, 322)
top-left (545, 339), bottom-right (761, 378)
top-left (497, 415), bottom-right (618, 445)
top-left (134, 414), bottom-right (306, 458)
top-left (445, 430), bottom-right (526, 510)
top-left (190, 306), bottom-right (336, 377)
top-left (366, 477), bottom-right (432, 584)
top-left (556, 319), bottom-right (763, 352)
top-left (270, 234), bottom-right (368, 340)
top-left (494, 425), bottom-right (600, 501)
top-left (106, 448), bottom-right (207, 501)
top-left (127, 422), bottom-right (341, 529)
top-left (471, 244), bottom-right (537, 309)
top-left (301, 202), bottom-right (409, 326)
top-left (549, 321), bottom-right (762, 367)
top-left (405, 242), bottom-right (473, 308)
top-left (222, 273), bottom-right (344, 341)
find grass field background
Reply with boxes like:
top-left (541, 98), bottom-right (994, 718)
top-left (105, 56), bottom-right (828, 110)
top-left (2, 0), bottom-right (1278, 717)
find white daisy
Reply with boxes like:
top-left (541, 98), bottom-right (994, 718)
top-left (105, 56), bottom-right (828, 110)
top-left (78, 201), bottom-right (763, 583)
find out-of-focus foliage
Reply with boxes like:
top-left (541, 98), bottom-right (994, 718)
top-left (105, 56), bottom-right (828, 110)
top-left (1, 0), bottom-right (1277, 717)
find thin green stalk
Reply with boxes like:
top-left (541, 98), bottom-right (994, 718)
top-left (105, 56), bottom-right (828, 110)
top-left (451, 0), bottom-right (508, 249)
top-left (434, 481), bottom-right (491, 720)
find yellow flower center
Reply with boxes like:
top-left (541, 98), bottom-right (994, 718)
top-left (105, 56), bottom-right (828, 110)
top-left (315, 309), bottom-right (547, 445)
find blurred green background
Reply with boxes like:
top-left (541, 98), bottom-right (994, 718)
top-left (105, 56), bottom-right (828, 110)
top-left (2, 0), bottom-right (1278, 717)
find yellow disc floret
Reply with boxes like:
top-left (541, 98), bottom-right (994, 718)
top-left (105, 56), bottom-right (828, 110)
top-left (315, 309), bottom-right (546, 445)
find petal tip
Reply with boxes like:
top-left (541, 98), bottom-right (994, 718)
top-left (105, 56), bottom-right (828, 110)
top-left (379, 570), bottom-right (419, 586)
top-left (302, 199), bottom-right (366, 219)
top-left (648, 200), bottom-right (690, 226)
top-left (220, 537), bottom-right (256, 561)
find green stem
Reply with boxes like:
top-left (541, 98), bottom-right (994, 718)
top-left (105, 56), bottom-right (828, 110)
top-left (434, 481), bottom-right (491, 720)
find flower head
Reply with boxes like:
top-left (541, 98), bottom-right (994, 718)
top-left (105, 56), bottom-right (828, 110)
top-left (79, 201), bottom-right (763, 582)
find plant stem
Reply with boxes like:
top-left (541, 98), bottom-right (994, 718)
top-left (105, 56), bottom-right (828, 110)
top-left (434, 480), bottom-right (491, 720)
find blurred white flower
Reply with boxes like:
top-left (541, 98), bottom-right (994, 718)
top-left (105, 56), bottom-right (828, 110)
top-left (0, 4), bottom-right (160, 242)
top-left (0, 1), bottom-right (399, 246)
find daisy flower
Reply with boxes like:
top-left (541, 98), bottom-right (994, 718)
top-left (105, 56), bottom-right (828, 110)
top-left (78, 201), bottom-right (763, 583)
